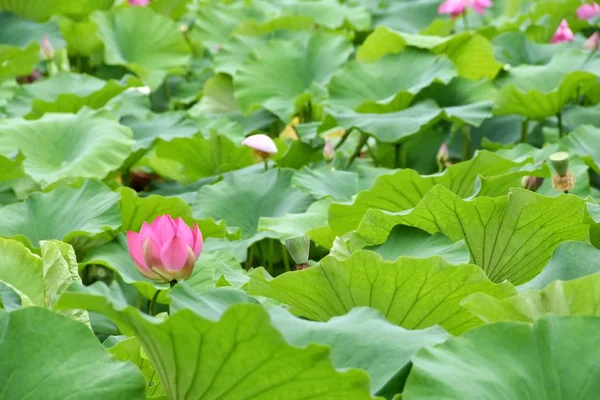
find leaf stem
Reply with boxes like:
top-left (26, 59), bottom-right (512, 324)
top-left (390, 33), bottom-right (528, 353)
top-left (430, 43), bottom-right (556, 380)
top-left (461, 125), bottom-right (472, 161)
top-left (247, 245), bottom-right (253, 270)
top-left (346, 132), bottom-right (368, 168)
top-left (521, 119), bottom-right (529, 143)
top-left (148, 289), bottom-right (160, 316)
top-left (557, 111), bottom-right (564, 137)
top-left (461, 11), bottom-right (469, 31)
top-left (394, 143), bottom-right (402, 169)
top-left (334, 128), bottom-right (353, 150)
top-left (281, 243), bottom-right (291, 272)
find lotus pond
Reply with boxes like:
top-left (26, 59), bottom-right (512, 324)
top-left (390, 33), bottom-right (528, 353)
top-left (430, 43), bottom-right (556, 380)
top-left (3, 0), bottom-right (600, 399)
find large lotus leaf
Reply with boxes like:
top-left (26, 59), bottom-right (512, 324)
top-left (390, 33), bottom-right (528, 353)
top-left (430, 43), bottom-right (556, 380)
top-left (328, 101), bottom-right (443, 144)
top-left (92, 7), bottom-right (191, 89)
top-left (249, 251), bottom-right (516, 334)
top-left (149, 132), bottom-right (254, 183)
top-left (190, 73), bottom-right (241, 116)
top-left (184, 251), bottom-right (249, 294)
top-left (367, 225), bottom-right (470, 265)
top-left (292, 167), bottom-right (360, 201)
top-left (518, 241), bottom-right (600, 291)
top-left (0, 238), bottom-right (44, 306)
top-left (404, 316), bottom-right (600, 399)
top-left (258, 198), bottom-right (334, 248)
top-left (329, 151), bottom-right (549, 235)
top-left (7, 72), bottom-right (140, 118)
top-left (213, 35), bottom-right (266, 75)
top-left (0, 0), bottom-right (114, 21)
top-left (561, 125), bottom-right (600, 175)
top-left (354, 186), bottom-right (588, 285)
top-left (281, 0), bottom-right (370, 30)
top-left (55, 282), bottom-right (376, 400)
top-left (494, 49), bottom-right (600, 118)
top-left (119, 187), bottom-right (193, 232)
top-left (0, 108), bottom-right (132, 188)
top-left (465, 272), bottom-right (600, 324)
top-left (192, 168), bottom-right (314, 239)
top-left (357, 27), bottom-right (502, 80)
top-left (0, 307), bottom-right (145, 399)
top-left (0, 180), bottom-right (121, 249)
top-left (327, 49), bottom-right (456, 112)
top-left (358, 0), bottom-right (441, 33)
top-left (414, 77), bottom-right (497, 127)
top-left (234, 32), bottom-right (353, 122)
top-left (492, 31), bottom-right (559, 66)
top-left (270, 307), bottom-right (450, 395)
top-left (58, 17), bottom-right (102, 57)
top-left (0, 42), bottom-right (39, 81)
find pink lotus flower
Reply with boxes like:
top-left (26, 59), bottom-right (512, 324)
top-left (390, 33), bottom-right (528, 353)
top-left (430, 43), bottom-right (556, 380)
top-left (127, 215), bottom-right (203, 283)
top-left (577, 3), bottom-right (600, 20)
top-left (40, 36), bottom-right (54, 61)
top-left (128, 0), bottom-right (149, 6)
top-left (470, 0), bottom-right (493, 14)
top-left (438, 0), bottom-right (468, 17)
top-left (584, 32), bottom-right (600, 50)
top-left (551, 19), bottom-right (575, 43)
top-left (438, 0), bottom-right (492, 17)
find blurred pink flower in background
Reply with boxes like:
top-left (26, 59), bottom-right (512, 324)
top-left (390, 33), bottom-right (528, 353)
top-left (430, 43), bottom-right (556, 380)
top-left (323, 140), bottom-right (334, 162)
top-left (242, 134), bottom-right (278, 155)
top-left (40, 36), bottom-right (54, 60)
top-left (551, 19), bottom-right (574, 43)
top-left (577, 3), bottom-right (600, 20)
top-left (129, 0), bottom-right (149, 6)
top-left (438, 0), bottom-right (468, 17)
top-left (584, 32), bottom-right (600, 50)
top-left (438, 0), bottom-right (492, 17)
top-left (127, 215), bottom-right (203, 282)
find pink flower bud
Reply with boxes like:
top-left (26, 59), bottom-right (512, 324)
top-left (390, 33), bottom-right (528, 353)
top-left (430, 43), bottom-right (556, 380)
top-left (323, 140), bottom-right (334, 162)
top-left (127, 215), bottom-right (203, 283)
top-left (437, 142), bottom-right (449, 165)
top-left (471, 0), bottom-right (493, 14)
top-left (242, 134), bottom-right (278, 156)
top-left (551, 19), bottom-right (574, 44)
top-left (128, 0), bottom-right (149, 6)
top-left (577, 2), bottom-right (600, 20)
top-left (40, 36), bottom-right (54, 61)
top-left (584, 32), bottom-right (599, 50)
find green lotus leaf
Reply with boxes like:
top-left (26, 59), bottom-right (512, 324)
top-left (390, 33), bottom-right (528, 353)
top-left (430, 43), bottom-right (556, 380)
top-left (560, 125), bottom-right (600, 175)
top-left (367, 225), bottom-right (470, 265)
top-left (327, 49), bottom-right (456, 112)
top-left (354, 186), bottom-right (588, 285)
top-left (357, 27), bottom-right (502, 80)
top-left (0, 108), bottom-right (132, 188)
top-left (0, 0), bottom-right (114, 21)
top-left (149, 132), bottom-right (254, 183)
top-left (269, 306), bottom-right (450, 395)
top-left (57, 16), bottom-right (102, 57)
top-left (106, 336), bottom-right (163, 398)
top-left (189, 73), bottom-right (241, 116)
top-left (234, 32), bottom-right (353, 121)
top-left (92, 7), bottom-right (191, 89)
top-left (185, 251), bottom-right (249, 294)
top-left (292, 167), bottom-right (360, 201)
top-left (494, 49), bottom-right (600, 118)
top-left (170, 283), bottom-right (257, 320)
top-left (465, 272), bottom-right (600, 324)
top-left (367, 0), bottom-right (442, 33)
top-left (7, 72), bottom-right (140, 118)
top-left (192, 169), bottom-right (314, 258)
top-left (0, 238), bottom-right (44, 306)
top-left (258, 198), bottom-right (334, 248)
top-left (519, 241), bottom-right (600, 291)
top-left (55, 282), bottom-right (376, 400)
top-left (0, 307), bottom-right (145, 399)
top-left (213, 35), bottom-right (266, 75)
top-left (328, 101), bottom-right (443, 144)
top-left (282, 0), bottom-right (371, 30)
top-left (249, 250), bottom-right (516, 334)
top-left (0, 180), bottom-right (121, 249)
top-left (150, 0), bottom-right (189, 19)
top-left (492, 31), bottom-right (558, 66)
top-left (330, 151), bottom-right (549, 235)
top-left (403, 316), bottom-right (600, 399)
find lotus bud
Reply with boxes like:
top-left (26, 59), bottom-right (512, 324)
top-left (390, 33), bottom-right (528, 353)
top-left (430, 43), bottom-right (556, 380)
top-left (438, 0), bottom-right (468, 18)
top-left (550, 152), bottom-right (575, 192)
top-left (323, 140), bottom-right (334, 162)
top-left (242, 134), bottom-right (278, 170)
top-left (551, 19), bottom-right (574, 44)
top-left (584, 32), bottom-right (599, 50)
top-left (285, 235), bottom-right (310, 270)
top-left (437, 142), bottom-right (449, 166)
top-left (521, 176), bottom-right (544, 192)
top-left (126, 215), bottom-right (203, 283)
top-left (40, 36), bottom-right (55, 61)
